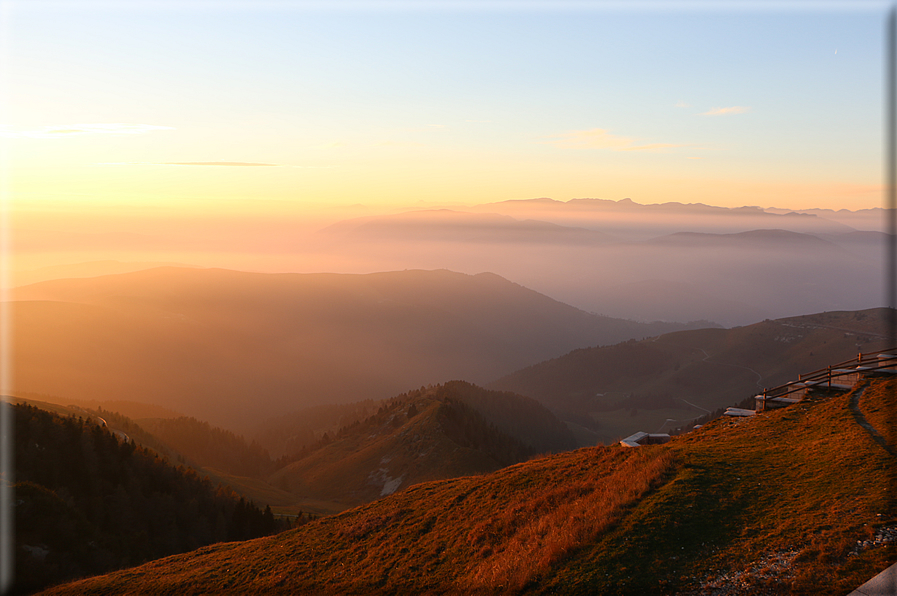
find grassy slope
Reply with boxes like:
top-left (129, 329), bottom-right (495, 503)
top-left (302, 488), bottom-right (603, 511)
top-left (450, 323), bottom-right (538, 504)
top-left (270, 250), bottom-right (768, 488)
top-left (859, 376), bottom-right (897, 449)
top-left (41, 378), bottom-right (896, 595)
top-left (268, 396), bottom-right (518, 511)
top-left (542, 379), bottom-right (896, 595)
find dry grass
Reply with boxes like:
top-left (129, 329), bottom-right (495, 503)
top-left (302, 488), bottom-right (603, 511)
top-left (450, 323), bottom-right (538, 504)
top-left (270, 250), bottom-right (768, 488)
top-left (539, 378), bottom-right (897, 595)
top-left (463, 448), bottom-right (673, 590)
top-left (40, 377), bottom-right (897, 595)
top-left (858, 377), bottom-right (897, 450)
top-left (40, 445), bottom-right (674, 595)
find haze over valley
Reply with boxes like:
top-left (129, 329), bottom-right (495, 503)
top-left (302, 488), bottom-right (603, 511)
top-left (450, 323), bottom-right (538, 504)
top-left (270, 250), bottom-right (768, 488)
top-left (4, 4), bottom-right (895, 594)
top-left (12, 198), bottom-right (888, 327)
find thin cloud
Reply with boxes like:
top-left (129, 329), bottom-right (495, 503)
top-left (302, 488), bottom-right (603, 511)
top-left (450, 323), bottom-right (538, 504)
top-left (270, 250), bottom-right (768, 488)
top-left (700, 106), bottom-right (751, 116)
top-left (95, 161), bottom-right (330, 168)
top-left (546, 128), bottom-right (684, 152)
top-left (162, 161), bottom-right (279, 166)
top-left (1, 123), bottom-right (175, 138)
top-left (675, 100), bottom-right (690, 108)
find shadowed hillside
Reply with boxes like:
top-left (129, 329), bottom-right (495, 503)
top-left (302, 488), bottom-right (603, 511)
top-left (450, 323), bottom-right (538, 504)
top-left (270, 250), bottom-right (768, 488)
top-left (256, 381), bottom-right (575, 461)
top-left (10, 404), bottom-right (287, 595)
top-left (268, 382), bottom-right (575, 511)
top-left (40, 377), bottom-right (897, 595)
top-left (253, 400), bottom-right (382, 460)
top-left (491, 308), bottom-right (893, 444)
top-left (9, 267), bottom-right (707, 434)
top-left (135, 417), bottom-right (275, 479)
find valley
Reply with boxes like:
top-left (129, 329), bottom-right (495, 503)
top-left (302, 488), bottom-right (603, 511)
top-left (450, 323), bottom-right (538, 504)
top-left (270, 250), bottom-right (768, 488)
top-left (7, 266), bottom-right (712, 434)
top-left (5, 8), bottom-right (893, 593)
top-left (32, 375), bottom-right (897, 595)
top-left (5, 188), bottom-right (893, 596)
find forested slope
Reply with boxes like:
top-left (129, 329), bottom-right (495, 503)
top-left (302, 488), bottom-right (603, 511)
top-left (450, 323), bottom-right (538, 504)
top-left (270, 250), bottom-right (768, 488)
top-left (11, 404), bottom-right (287, 595)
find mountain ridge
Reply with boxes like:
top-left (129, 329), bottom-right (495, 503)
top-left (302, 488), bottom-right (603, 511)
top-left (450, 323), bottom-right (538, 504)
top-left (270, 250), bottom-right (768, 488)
top-left (9, 267), bottom-right (712, 434)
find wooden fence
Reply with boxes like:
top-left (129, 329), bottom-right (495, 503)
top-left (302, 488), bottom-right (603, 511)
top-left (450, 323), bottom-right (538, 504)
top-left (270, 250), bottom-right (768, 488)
top-left (754, 348), bottom-right (897, 413)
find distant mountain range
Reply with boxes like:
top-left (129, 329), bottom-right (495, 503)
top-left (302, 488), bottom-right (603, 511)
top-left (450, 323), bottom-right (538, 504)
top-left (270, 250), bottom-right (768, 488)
top-left (471, 197), bottom-right (863, 236)
top-left (319, 209), bottom-right (615, 245)
top-left (312, 207), bottom-right (885, 326)
top-left (13, 198), bottom-right (887, 327)
top-left (9, 267), bottom-right (708, 434)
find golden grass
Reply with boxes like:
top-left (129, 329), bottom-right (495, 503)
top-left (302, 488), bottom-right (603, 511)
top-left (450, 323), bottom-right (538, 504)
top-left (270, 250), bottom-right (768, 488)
top-left (463, 448), bottom-right (674, 590)
top-left (858, 377), bottom-right (897, 450)
top-left (40, 446), bottom-right (674, 595)
top-left (540, 378), bottom-right (897, 595)
top-left (40, 377), bottom-right (897, 595)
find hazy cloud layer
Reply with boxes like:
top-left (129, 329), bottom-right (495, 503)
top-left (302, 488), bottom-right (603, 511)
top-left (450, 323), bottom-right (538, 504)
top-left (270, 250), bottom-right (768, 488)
top-left (162, 162), bottom-right (280, 167)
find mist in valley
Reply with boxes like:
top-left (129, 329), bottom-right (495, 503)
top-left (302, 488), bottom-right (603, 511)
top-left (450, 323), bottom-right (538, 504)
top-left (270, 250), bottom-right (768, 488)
top-left (11, 198), bottom-right (888, 329)
top-left (5, 5), bottom-right (895, 592)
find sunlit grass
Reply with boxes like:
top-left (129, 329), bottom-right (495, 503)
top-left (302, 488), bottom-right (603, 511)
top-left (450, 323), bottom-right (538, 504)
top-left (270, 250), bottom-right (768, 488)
top-left (41, 378), bottom-right (897, 595)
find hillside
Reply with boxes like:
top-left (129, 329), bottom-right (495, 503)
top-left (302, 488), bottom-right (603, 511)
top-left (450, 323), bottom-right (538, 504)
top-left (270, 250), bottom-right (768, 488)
top-left (267, 382), bottom-right (574, 511)
top-left (10, 384), bottom-right (575, 519)
top-left (253, 400), bottom-right (382, 460)
top-left (491, 307), bottom-right (893, 444)
top-left (11, 404), bottom-right (287, 595)
top-left (40, 376), bottom-right (897, 595)
top-left (135, 416), bottom-right (275, 478)
top-left (9, 267), bottom-right (705, 434)
top-left (256, 381), bottom-right (575, 460)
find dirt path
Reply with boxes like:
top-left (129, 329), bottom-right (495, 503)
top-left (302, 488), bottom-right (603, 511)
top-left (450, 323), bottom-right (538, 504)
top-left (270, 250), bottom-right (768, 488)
top-left (848, 385), bottom-right (897, 457)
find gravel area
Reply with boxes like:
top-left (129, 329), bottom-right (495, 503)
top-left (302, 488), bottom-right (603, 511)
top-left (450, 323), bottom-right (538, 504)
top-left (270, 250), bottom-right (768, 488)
top-left (677, 527), bottom-right (897, 596)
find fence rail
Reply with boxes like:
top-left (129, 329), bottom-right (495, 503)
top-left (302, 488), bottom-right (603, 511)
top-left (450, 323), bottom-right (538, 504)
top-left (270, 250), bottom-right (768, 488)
top-left (754, 348), bottom-right (897, 412)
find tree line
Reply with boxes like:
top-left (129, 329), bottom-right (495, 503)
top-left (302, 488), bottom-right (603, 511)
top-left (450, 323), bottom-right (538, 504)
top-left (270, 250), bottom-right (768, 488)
top-left (11, 403), bottom-right (289, 595)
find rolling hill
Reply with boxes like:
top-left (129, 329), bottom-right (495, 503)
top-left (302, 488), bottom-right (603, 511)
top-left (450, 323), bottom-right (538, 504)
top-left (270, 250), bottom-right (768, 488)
top-left (39, 376), bottom-right (897, 595)
top-left (267, 382), bottom-right (576, 511)
top-left (490, 308), bottom-right (894, 444)
top-left (9, 267), bottom-right (707, 434)
top-left (11, 382), bottom-right (577, 519)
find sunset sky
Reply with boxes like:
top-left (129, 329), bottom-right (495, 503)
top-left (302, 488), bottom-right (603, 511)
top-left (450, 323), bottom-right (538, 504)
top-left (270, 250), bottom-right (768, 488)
top-left (2, 0), bottom-right (888, 221)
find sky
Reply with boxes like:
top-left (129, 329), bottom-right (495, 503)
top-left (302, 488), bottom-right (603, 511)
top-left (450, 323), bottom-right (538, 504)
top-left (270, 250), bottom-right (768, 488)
top-left (1, 0), bottom-right (889, 221)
